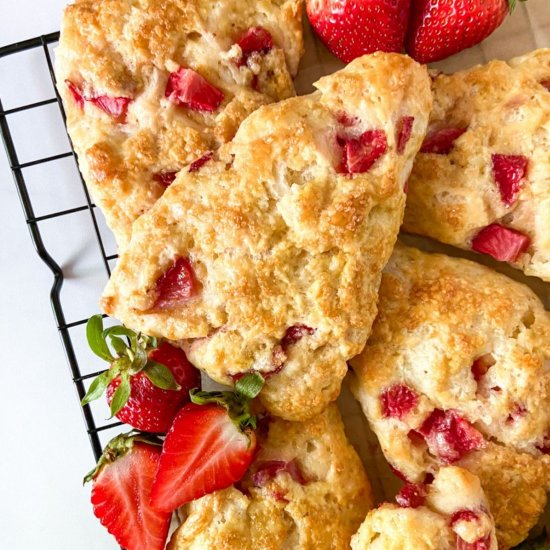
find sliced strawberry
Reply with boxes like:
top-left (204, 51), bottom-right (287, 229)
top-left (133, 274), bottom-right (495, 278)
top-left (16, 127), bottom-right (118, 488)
top-left (153, 257), bottom-right (198, 309)
top-left (491, 154), bottom-right (528, 206)
top-left (420, 128), bottom-right (466, 154)
top-left (188, 151), bottom-right (214, 173)
top-left (471, 354), bottom-right (495, 382)
top-left (252, 460), bottom-right (306, 487)
top-left (165, 68), bottom-right (224, 112)
top-left (381, 383), bottom-right (419, 419)
top-left (397, 116), bottom-right (415, 154)
top-left (395, 483), bottom-right (426, 508)
top-left (89, 95), bottom-right (131, 123)
top-left (86, 434), bottom-right (170, 550)
top-left (471, 224), bottom-right (530, 263)
top-left (66, 80), bottom-right (84, 108)
top-left (340, 129), bottom-right (388, 174)
top-left (418, 409), bottom-right (486, 464)
top-left (153, 171), bottom-right (178, 188)
top-left (236, 26), bottom-right (274, 64)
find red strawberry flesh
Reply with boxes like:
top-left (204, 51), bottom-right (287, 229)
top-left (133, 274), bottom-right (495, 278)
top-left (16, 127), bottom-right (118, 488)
top-left (153, 257), bottom-right (198, 309)
top-left (395, 483), bottom-right (427, 508)
top-left (153, 171), bottom-right (178, 188)
top-left (418, 409), bottom-right (485, 463)
top-left (340, 129), bottom-right (388, 174)
top-left (397, 116), bottom-right (415, 154)
top-left (237, 26), bottom-right (274, 63)
top-left (471, 224), bottom-right (530, 263)
top-left (188, 151), bottom-right (214, 173)
top-left (66, 80), bottom-right (84, 108)
top-left (491, 154), bottom-right (528, 206)
top-left (420, 128), bottom-right (466, 154)
top-left (252, 459), bottom-right (306, 487)
top-left (89, 95), bottom-right (131, 123)
top-left (91, 441), bottom-right (170, 550)
top-left (452, 511), bottom-right (491, 550)
top-left (150, 403), bottom-right (256, 511)
top-left (165, 68), bottom-right (224, 112)
top-left (381, 383), bottom-right (419, 419)
top-left (281, 324), bottom-right (315, 350)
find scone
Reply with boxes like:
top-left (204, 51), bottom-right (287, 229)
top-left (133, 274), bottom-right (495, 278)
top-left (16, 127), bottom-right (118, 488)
top-left (350, 244), bottom-right (550, 548)
top-left (169, 404), bottom-right (373, 549)
top-left (55, 0), bottom-right (304, 247)
top-left (402, 48), bottom-right (550, 282)
top-left (100, 53), bottom-right (432, 421)
top-left (351, 467), bottom-right (497, 550)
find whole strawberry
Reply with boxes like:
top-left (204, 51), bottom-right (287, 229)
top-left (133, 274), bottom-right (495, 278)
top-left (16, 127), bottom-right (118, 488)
top-left (85, 433), bottom-right (171, 550)
top-left (82, 315), bottom-right (200, 432)
top-left (306, 0), bottom-right (411, 63)
top-left (406, 0), bottom-right (525, 64)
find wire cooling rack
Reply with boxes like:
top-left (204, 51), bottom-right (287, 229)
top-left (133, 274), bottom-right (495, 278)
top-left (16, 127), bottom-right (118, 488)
top-left (0, 32), bottom-right (122, 463)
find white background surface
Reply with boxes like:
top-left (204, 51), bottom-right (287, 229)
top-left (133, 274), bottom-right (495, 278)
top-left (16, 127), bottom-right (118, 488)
top-left (1, 1), bottom-right (549, 549)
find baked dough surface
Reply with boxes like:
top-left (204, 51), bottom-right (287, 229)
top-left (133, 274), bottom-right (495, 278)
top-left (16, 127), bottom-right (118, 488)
top-left (352, 467), bottom-right (497, 550)
top-left (169, 404), bottom-right (373, 550)
top-left (101, 53), bottom-right (432, 421)
top-left (351, 244), bottom-right (550, 548)
top-left (55, 0), bottom-right (304, 246)
top-left (403, 48), bottom-right (550, 281)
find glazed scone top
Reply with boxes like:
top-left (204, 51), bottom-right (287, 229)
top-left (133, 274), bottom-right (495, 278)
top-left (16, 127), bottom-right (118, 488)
top-left (351, 467), bottom-right (497, 550)
top-left (169, 404), bottom-right (373, 550)
top-left (350, 244), bottom-right (550, 548)
top-left (101, 53), bottom-right (432, 421)
top-left (56, 0), bottom-right (304, 246)
top-left (403, 48), bottom-right (550, 281)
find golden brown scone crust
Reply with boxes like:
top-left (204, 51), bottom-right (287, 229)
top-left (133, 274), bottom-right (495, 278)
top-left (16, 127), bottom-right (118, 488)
top-left (403, 48), bottom-right (550, 281)
top-left (350, 244), bottom-right (550, 548)
top-left (169, 404), bottom-right (373, 550)
top-left (352, 467), bottom-right (497, 550)
top-left (55, 0), bottom-right (304, 247)
top-left (101, 53), bottom-right (432, 421)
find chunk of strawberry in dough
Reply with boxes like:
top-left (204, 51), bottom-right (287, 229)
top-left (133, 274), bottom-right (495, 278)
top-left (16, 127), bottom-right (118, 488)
top-left (252, 460), bottom-right (306, 487)
top-left (397, 116), bottom-right (415, 154)
top-left (395, 483), bottom-right (426, 508)
top-left (165, 68), bottom-right (224, 112)
top-left (381, 383), bottom-right (419, 419)
top-left (153, 258), bottom-right (198, 309)
top-left (340, 129), bottom-right (388, 174)
top-left (471, 224), bottom-right (530, 263)
top-left (491, 154), bottom-right (528, 206)
top-left (420, 127), bottom-right (466, 154)
top-left (237, 27), bottom-right (274, 63)
top-left (89, 95), bottom-right (132, 123)
top-left (153, 171), bottom-right (178, 188)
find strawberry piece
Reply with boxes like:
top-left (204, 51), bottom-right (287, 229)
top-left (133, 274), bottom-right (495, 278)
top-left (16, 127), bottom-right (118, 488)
top-left (471, 354), bottom-right (495, 382)
top-left (381, 383), bottom-right (419, 419)
top-left (66, 80), bottom-right (84, 108)
top-left (237, 26), bottom-right (274, 64)
top-left (106, 342), bottom-right (200, 433)
top-left (89, 95), bottom-right (131, 123)
top-left (452, 511), bottom-right (491, 550)
top-left (406, 0), bottom-right (510, 64)
top-left (306, 0), bottom-right (411, 63)
top-left (150, 403), bottom-right (257, 511)
top-left (165, 68), bottom-right (224, 112)
top-left (337, 112), bottom-right (359, 127)
top-left (154, 257), bottom-right (198, 309)
top-left (420, 128), bottom-right (466, 154)
top-left (491, 154), bottom-right (528, 206)
top-left (418, 409), bottom-right (486, 463)
top-left (153, 171), bottom-right (178, 188)
top-left (340, 129), bottom-right (388, 174)
top-left (281, 324), bottom-right (315, 350)
top-left (87, 434), bottom-right (170, 550)
top-left (395, 483), bottom-right (426, 508)
top-left (252, 460), bottom-right (306, 487)
top-left (397, 116), bottom-right (415, 154)
top-left (471, 224), bottom-right (530, 263)
top-left (188, 151), bottom-right (214, 173)
top-left (541, 79), bottom-right (550, 91)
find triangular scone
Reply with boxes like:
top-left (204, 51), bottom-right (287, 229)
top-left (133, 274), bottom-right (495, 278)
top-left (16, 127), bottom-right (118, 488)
top-left (102, 53), bottom-right (432, 421)
top-left (170, 405), bottom-right (372, 550)
top-left (403, 49), bottom-right (550, 281)
top-left (350, 244), bottom-right (550, 548)
top-left (352, 467), bottom-right (497, 550)
top-left (55, 0), bottom-right (304, 247)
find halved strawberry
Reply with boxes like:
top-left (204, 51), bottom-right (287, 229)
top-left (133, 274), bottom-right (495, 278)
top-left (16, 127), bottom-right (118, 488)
top-left (82, 315), bottom-right (200, 433)
top-left (395, 483), bottom-right (427, 508)
top-left (85, 433), bottom-right (170, 550)
top-left (381, 383), bottom-right (419, 419)
top-left (491, 154), bottom-right (528, 206)
top-left (236, 26), bottom-right (274, 64)
top-left (150, 374), bottom-right (264, 511)
top-left (188, 151), bottom-right (214, 173)
top-left (153, 257), bottom-right (199, 309)
top-left (165, 68), bottom-right (224, 112)
top-left (153, 171), bottom-right (178, 188)
top-left (397, 116), bottom-right (415, 154)
top-left (420, 127), bottom-right (466, 154)
top-left (471, 224), bottom-right (530, 263)
top-left (339, 129), bottom-right (388, 174)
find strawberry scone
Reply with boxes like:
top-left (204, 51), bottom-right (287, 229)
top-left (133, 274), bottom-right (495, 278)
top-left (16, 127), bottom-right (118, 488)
top-left (100, 53), bottom-right (432, 421)
top-left (403, 48), bottom-right (550, 281)
top-left (169, 404), bottom-right (372, 550)
top-left (55, 0), bottom-right (304, 247)
top-left (351, 467), bottom-right (497, 550)
top-left (350, 244), bottom-right (550, 548)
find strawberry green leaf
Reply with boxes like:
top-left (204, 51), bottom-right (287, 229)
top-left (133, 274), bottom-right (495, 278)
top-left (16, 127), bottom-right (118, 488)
top-left (144, 361), bottom-right (182, 391)
top-left (109, 335), bottom-right (128, 356)
top-left (110, 373), bottom-right (131, 417)
top-left (81, 368), bottom-right (116, 406)
top-left (235, 372), bottom-right (265, 399)
top-left (86, 315), bottom-right (113, 362)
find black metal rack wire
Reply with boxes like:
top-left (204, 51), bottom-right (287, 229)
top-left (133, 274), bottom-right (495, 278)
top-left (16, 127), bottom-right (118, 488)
top-left (0, 32), bottom-right (121, 463)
